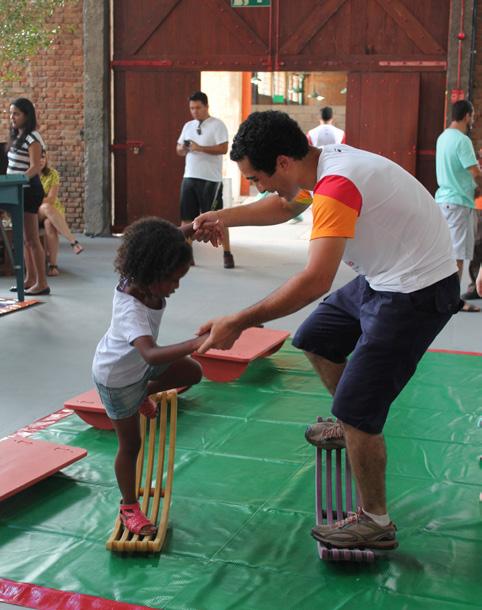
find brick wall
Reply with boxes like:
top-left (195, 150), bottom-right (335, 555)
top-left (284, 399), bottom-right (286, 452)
top-left (0, 1), bottom-right (84, 230)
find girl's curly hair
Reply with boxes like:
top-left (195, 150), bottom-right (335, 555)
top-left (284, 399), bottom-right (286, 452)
top-left (115, 217), bottom-right (192, 287)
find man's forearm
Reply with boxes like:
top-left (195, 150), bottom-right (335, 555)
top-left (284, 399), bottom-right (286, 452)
top-left (195, 144), bottom-right (227, 155)
top-left (217, 195), bottom-right (306, 227)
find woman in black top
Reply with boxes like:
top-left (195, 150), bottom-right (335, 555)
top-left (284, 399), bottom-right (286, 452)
top-left (7, 98), bottom-right (49, 295)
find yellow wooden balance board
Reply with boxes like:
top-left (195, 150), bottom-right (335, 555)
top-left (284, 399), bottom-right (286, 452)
top-left (106, 390), bottom-right (177, 553)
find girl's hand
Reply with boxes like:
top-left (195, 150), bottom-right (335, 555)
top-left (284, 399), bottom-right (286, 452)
top-left (193, 332), bottom-right (210, 352)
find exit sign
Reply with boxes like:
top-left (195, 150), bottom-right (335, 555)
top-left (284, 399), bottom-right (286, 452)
top-left (231, 0), bottom-right (271, 6)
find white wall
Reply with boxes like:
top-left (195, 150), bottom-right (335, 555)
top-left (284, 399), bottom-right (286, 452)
top-left (201, 71), bottom-right (243, 203)
top-left (252, 104), bottom-right (346, 135)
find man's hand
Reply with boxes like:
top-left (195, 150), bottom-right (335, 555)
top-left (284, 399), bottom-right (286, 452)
top-left (176, 142), bottom-right (189, 157)
top-left (196, 315), bottom-right (244, 353)
top-left (189, 140), bottom-right (202, 152)
top-left (192, 211), bottom-right (225, 246)
top-left (476, 266), bottom-right (482, 297)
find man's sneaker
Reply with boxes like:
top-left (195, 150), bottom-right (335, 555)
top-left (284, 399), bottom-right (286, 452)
top-left (223, 251), bottom-right (235, 269)
top-left (311, 508), bottom-right (398, 550)
top-left (305, 419), bottom-right (345, 449)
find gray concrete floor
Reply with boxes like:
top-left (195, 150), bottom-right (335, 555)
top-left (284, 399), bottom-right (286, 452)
top-left (0, 214), bottom-right (481, 608)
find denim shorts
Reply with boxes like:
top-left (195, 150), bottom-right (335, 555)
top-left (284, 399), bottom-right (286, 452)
top-left (94, 364), bottom-right (168, 421)
top-left (292, 274), bottom-right (461, 434)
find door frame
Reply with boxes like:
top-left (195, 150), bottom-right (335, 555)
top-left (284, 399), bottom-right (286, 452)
top-left (83, 0), bottom-right (471, 233)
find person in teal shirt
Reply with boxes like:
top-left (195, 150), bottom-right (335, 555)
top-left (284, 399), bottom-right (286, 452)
top-left (435, 100), bottom-right (482, 312)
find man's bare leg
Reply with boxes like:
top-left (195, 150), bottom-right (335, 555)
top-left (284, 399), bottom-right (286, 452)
top-left (305, 351), bottom-right (387, 514)
top-left (222, 227), bottom-right (235, 268)
top-left (456, 259), bottom-right (463, 279)
top-left (458, 259), bottom-right (480, 311)
top-left (304, 351), bottom-right (345, 396)
top-left (222, 227), bottom-right (231, 253)
top-left (303, 352), bottom-right (346, 446)
top-left (343, 423), bottom-right (387, 515)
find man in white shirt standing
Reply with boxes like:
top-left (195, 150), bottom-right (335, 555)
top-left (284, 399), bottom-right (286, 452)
top-left (307, 106), bottom-right (345, 147)
top-left (177, 91), bottom-right (234, 268)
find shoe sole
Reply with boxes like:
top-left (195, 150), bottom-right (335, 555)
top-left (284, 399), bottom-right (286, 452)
top-left (306, 440), bottom-right (346, 449)
top-left (304, 431), bottom-right (346, 449)
top-left (311, 531), bottom-right (398, 550)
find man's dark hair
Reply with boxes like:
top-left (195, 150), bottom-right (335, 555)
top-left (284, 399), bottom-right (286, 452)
top-left (189, 91), bottom-right (208, 106)
top-left (321, 106), bottom-right (333, 122)
top-left (115, 217), bottom-right (192, 288)
top-left (230, 111), bottom-right (309, 176)
top-left (452, 100), bottom-right (473, 122)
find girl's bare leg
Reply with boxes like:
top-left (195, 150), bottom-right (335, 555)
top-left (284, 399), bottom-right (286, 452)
top-left (44, 219), bottom-right (60, 274)
top-left (38, 203), bottom-right (82, 252)
top-left (111, 412), bottom-right (142, 504)
top-left (111, 411), bottom-right (157, 535)
top-left (23, 213), bottom-right (48, 292)
top-left (147, 356), bottom-right (203, 395)
top-left (23, 245), bottom-right (34, 288)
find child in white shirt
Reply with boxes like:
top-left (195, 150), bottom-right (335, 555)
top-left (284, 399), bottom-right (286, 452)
top-left (92, 217), bottom-right (206, 536)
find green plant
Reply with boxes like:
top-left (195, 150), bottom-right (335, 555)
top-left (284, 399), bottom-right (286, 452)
top-left (0, 0), bottom-right (74, 80)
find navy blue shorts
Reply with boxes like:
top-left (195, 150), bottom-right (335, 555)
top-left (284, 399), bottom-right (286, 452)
top-left (292, 273), bottom-right (461, 434)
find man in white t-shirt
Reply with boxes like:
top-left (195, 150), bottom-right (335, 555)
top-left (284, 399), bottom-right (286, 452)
top-left (307, 106), bottom-right (345, 147)
top-left (192, 111), bottom-right (460, 552)
top-left (176, 91), bottom-right (234, 268)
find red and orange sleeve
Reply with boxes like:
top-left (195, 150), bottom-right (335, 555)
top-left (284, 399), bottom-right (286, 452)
top-left (310, 175), bottom-right (362, 240)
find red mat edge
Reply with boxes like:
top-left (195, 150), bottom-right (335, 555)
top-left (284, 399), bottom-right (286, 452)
top-left (8, 408), bottom-right (74, 440)
top-left (0, 578), bottom-right (157, 610)
top-left (428, 348), bottom-right (482, 357)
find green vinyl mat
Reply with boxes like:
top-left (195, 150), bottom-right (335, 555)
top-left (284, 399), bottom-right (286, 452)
top-left (0, 346), bottom-right (481, 609)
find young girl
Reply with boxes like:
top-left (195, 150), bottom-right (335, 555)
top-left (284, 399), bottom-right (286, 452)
top-left (39, 152), bottom-right (84, 276)
top-left (92, 217), bottom-right (205, 536)
top-left (7, 97), bottom-right (49, 295)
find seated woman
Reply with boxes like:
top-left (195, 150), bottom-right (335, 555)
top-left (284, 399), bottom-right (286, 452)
top-left (38, 152), bottom-right (83, 276)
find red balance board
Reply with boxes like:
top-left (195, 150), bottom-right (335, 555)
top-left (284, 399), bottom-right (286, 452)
top-left (193, 327), bottom-right (290, 382)
top-left (65, 388), bottom-right (115, 430)
top-left (65, 387), bottom-right (188, 430)
top-left (0, 437), bottom-right (87, 502)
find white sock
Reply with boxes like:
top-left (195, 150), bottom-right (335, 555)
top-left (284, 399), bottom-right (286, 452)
top-left (362, 508), bottom-right (390, 526)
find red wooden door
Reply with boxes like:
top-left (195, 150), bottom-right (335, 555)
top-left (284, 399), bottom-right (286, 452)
top-left (346, 72), bottom-right (420, 174)
top-left (113, 71), bottom-right (199, 228)
top-left (113, 0), bottom-right (451, 226)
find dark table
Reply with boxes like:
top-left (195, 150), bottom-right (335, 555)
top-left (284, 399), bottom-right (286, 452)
top-left (0, 175), bottom-right (28, 301)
